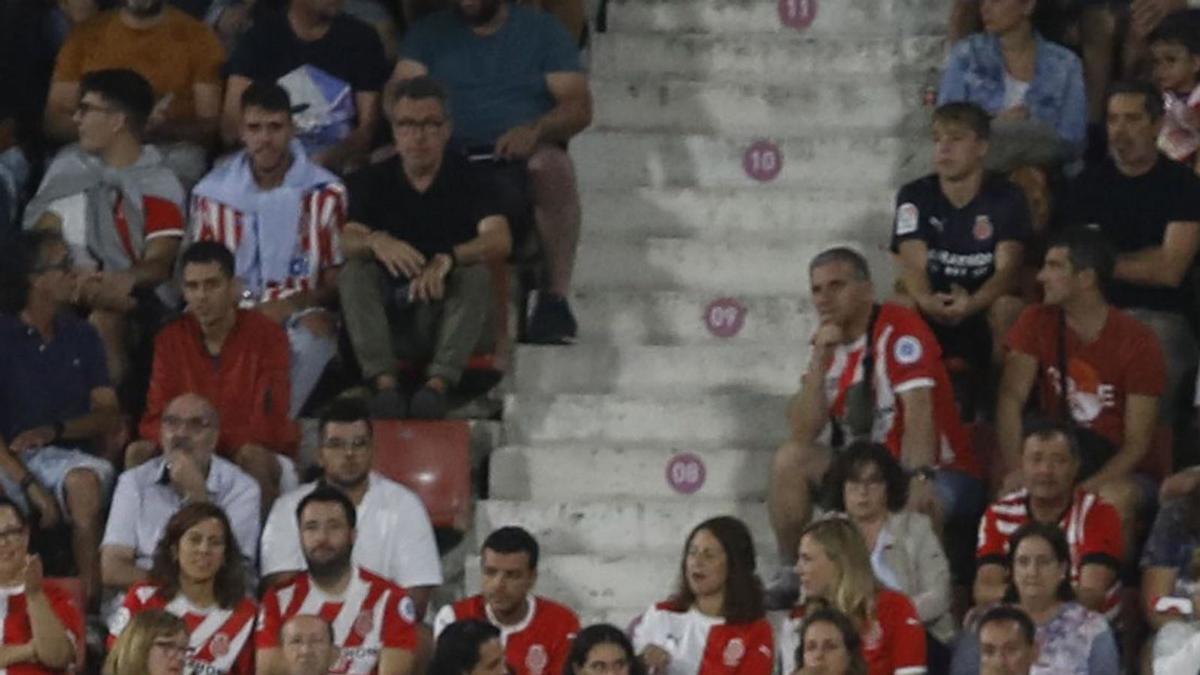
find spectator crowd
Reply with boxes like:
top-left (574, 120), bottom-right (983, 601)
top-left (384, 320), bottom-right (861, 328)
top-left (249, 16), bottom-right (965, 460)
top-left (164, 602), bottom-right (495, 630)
top-left (5, 0), bottom-right (1200, 675)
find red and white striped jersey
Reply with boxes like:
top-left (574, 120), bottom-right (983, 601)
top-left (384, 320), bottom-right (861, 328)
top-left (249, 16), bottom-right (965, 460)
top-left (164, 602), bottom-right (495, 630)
top-left (108, 582), bottom-right (256, 675)
top-left (257, 567), bottom-right (419, 675)
top-left (977, 489), bottom-right (1124, 617)
top-left (433, 595), bottom-right (580, 675)
top-left (189, 184), bottom-right (345, 305)
top-left (631, 601), bottom-right (774, 675)
top-left (777, 590), bottom-right (927, 675)
top-left (0, 584), bottom-right (84, 675)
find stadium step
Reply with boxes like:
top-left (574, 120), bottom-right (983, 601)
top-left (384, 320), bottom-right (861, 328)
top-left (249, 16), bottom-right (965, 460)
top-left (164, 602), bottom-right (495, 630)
top-left (591, 32), bottom-right (944, 83)
top-left (489, 444), bottom-right (773, 500)
top-left (592, 76), bottom-right (930, 135)
top-left (503, 393), bottom-right (789, 445)
top-left (572, 129), bottom-right (928, 190)
top-left (604, 0), bottom-right (947, 37)
top-left (512, 343), bottom-right (805, 394)
top-left (580, 186), bottom-right (895, 240)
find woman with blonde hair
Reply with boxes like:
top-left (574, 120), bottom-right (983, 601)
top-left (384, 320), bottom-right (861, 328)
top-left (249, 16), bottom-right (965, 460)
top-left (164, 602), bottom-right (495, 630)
top-left (778, 517), bottom-right (927, 675)
top-left (104, 608), bottom-right (188, 675)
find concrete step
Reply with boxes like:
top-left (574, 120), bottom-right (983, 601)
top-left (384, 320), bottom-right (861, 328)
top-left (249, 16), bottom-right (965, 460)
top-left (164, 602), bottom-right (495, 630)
top-left (504, 393), bottom-right (789, 445)
top-left (580, 186), bottom-right (896, 240)
top-left (590, 32), bottom-right (944, 84)
top-left (605, 0), bottom-right (946, 37)
top-left (592, 77), bottom-right (930, 135)
top-left (570, 290), bottom-right (816, 345)
top-left (573, 130), bottom-right (928, 190)
top-left (476, 499), bottom-right (772, 555)
top-left (512, 344), bottom-right (805, 395)
top-left (489, 444), bottom-right (773, 500)
top-left (572, 237), bottom-right (895, 293)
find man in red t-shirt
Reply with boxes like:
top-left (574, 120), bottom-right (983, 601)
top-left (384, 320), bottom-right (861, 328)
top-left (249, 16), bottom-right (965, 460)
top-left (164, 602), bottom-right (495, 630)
top-left (997, 227), bottom-right (1164, 543)
top-left (975, 422), bottom-right (1124, 618)
top-left (433, 527), bottom-right (580, 675)
top-left (766, 246), bottom-right (980, 606)
top-left (129, 241), bottom-right (298, 515)
top-left (258, 486), bottom-right (418, 675)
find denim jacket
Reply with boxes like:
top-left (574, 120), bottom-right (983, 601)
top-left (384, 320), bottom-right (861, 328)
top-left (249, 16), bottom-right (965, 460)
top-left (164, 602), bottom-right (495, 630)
top-left (938, 32), bottom-right (1087, 155)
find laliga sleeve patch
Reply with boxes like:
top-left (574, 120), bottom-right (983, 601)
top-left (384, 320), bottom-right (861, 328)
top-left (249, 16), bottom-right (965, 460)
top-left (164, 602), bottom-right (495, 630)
top-left (399, 596), bottom-right (417, 624)
top-left (109, 606), bottom-right (131, 635)
top-left (893, 335), bottom-right (923, 364)
top-left (895, 203), bottom-right (919, 236)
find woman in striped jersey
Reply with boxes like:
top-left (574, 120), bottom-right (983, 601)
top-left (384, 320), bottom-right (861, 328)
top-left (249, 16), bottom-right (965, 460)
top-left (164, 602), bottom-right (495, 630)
top-left (108, 503), bottom-right (258, 675)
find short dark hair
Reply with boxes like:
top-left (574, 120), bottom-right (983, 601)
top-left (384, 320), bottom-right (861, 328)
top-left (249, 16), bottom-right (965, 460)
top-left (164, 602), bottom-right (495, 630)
top-left (79, 68), bottom-right (155, 136)
top-left (297, 484), bottom-right (358, 530)
top-left (1046, 226), bottom-right (1115, 292)
top-left (809, 246), bottom-right (871, 281)
top-left (430, 619), bottom-right (500, 675)
top-left (1149, 14), bottom-right (1200, 55)
top-left (823, 441), bottom-right (909, 512)
top-left (1106, 80), bottom-right (1165, 120)
top-left (179, 241), bottom-right (235, 279)
top-left (795, 607), bottom-right (869, 675)
top-left (932, 101), bottom-right (992, 140)
top-left (386, 76), bottom-right (449, 117)
top-left (318, 398), bottom-right (373, 443)
top-left (481, 526), bottom-right (539, 570)
top-left (977, 604), bottom-right (1037, 645)
top-left (0, 230), bottom-right (65, 314)
top-left (241, 80), bottom-right (293, 115)
top-left (671, 516), bottom-right (765, 624)
top-left (1004, 522), bottom-right (1075, 603)
top-left (1022, 418), bottom-right (1082, 461)
top-left (564, 624), bottom-right (647, 675)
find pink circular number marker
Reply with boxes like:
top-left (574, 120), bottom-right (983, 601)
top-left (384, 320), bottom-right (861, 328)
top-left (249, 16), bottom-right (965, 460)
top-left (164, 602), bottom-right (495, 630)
top-left (704, 298), bottom-right (747, 338)
top-left (666, 453), bottom-right (707, 495)
top-left (743, 140), bottom-right (783, 182)
top-left (778, 0), bottom-right (818, 30)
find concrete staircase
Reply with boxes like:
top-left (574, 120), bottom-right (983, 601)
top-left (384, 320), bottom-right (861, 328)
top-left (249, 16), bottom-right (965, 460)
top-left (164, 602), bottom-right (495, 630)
top-left (475, 0), bottom-right (945, 626)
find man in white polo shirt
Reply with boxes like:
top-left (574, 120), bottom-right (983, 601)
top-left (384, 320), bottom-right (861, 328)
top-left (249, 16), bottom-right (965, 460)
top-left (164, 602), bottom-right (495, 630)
top-left (260, 397), bottom-right (442, 614)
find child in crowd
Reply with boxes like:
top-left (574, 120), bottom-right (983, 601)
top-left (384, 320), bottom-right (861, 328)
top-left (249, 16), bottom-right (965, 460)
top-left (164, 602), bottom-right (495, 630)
top-left (1150, 20), bottom-right (1200, 173)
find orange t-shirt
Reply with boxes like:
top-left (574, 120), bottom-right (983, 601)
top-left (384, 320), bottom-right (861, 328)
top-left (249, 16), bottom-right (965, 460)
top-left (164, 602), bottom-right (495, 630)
top-left (53, 8), bottom-right (225, 124)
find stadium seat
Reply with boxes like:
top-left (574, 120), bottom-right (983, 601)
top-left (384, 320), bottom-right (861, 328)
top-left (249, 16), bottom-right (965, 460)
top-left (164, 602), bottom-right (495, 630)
top-left (371, 420), bottom-right (473, 533)
top-left (45, 577), bottom-right (85, 671)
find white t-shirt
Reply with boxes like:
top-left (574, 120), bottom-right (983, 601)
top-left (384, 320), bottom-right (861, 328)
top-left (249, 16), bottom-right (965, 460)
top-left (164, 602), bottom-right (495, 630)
top-left (259, 473), bottom-right (443, 587)
top-left (1003, 71), bottom-right (1031, 111)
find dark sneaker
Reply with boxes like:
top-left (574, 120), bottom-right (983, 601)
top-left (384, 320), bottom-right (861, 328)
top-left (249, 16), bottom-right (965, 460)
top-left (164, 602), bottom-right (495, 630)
top-left (368, 387), bottom-right (407, 419)
top-left (409, 385), bottom-right (449, 419)
top-left (763, 563), bottom-right (800, 610)
top-left (524, 293), bottom-right (578, 345)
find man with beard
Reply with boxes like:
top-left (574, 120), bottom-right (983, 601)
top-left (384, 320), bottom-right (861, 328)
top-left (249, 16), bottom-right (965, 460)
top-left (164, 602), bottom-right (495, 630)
top-left (189, 82), bottom-right (345, 417)
top-left (257, 485), bottom-right (420, 675)
top-left (394, 0), bottom-right (593, 345)
top-left (259, 398), bottom-right (441, 615)
top-left (1062, 81), bottom-right (1200, 427)
top-left (44, 0), bottom-right (225, 187)
top-left (100, 393), bottom-right (260, 592)
top-left (222, 0), bottom-right (389, 172)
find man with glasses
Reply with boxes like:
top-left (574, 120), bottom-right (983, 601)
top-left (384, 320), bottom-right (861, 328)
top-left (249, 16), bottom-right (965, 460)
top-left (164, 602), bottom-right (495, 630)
top-left (340, 75), bottom-right (511, 419)
top-left (0, 229), bottom-right (119, 608)
top-left (100, 392), bottom-right (260, 596)
top-left (281, 614), bottom-right (340, 675)
top-left (260, 398), bottom-right (441, 615)
top-left (257, 486), bottom-right (419, 675)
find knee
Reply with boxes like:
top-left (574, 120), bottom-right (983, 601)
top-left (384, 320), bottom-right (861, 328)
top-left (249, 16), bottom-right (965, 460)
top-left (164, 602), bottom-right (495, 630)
top-left (988, 295), bottom-right (1025, 332)
top-left (63, 470), bottom-right (102, 516)
top-left (774, 439), bottom-right (821, 479)
top-left (124, 440), bottom-right (159, 469)
top-left (1098, 478), bottom-right (1141, 520)
top-left (526, 145), bottom-right (575, 183)
top-left (235, 445), bottom-right (280, 485)
top-left (338, 258), bottom-right (383, 292)
top-left (1081, 7), bottom-right (1117, 43)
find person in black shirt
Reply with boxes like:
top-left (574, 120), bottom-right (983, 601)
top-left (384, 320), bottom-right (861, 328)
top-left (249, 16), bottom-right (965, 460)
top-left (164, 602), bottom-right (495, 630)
top-left (1062, 80), bottom-right (1200, 422)
top-left (892, 102), bottom-right (1031, 385)
top-left (221, 0), bottom-right (389, 172)
top-left (339, 76), bottom-right (512, 419)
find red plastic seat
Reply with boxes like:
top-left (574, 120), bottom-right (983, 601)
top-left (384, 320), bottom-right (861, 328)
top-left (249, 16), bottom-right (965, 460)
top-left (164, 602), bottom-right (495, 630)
top-left (44, 577), bottom-right (86, 671)
top-left (371, 420), bottom-right (473, 531)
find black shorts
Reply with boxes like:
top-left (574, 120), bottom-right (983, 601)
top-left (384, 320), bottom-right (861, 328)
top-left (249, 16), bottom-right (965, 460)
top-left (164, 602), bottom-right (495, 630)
top-left (929, 312), bottom-right (992, 374)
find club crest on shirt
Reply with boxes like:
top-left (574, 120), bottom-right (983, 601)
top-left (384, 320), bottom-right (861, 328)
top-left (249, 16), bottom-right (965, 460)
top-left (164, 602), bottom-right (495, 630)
top-left (894, 335), bottom-right (923, 365)
top-left (210, 632), bottom-right (230, 658)
top-left (895, 203), bottom-right (919, 236)
top-left (723, 638), bottom-right (746, 667)
top-left (973, 215), bottom-right (993, 241)
top-left (526, 644), bottom-right (549, 675)
top-left (399, 596), bottom-right (417, 624)
top-left (354, 610), bottom-right (374, 636)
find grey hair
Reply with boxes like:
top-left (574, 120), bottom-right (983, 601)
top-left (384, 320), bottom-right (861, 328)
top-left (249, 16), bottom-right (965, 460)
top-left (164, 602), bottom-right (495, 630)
top-left (809, 246), bottom-right (871, 281)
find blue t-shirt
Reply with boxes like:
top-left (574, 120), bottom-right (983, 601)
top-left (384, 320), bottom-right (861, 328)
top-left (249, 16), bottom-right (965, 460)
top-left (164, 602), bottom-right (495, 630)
top-left (0, 313), bottom-right (109, 442)
top-left (401, 6), bottom-right (582, 147)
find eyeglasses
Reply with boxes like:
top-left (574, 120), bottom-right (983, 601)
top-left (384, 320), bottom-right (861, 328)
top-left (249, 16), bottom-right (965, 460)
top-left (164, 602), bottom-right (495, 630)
top-left (75, 101), bottom-right (115, 117)
top-left (151, 640), bottom-right (190, 657)
top-left (162, 414), bottom-right (213, 433)
top-left (394, 117), bottom-right (446, 134)
top-left (322, 437), bottom-right (371, 453)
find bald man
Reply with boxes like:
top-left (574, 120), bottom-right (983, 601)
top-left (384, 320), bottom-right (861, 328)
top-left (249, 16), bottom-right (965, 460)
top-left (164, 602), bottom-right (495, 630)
top-left (281, 614), bottom-right (339, 675)
top-left (100, 393), bottom-right (261, 593)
